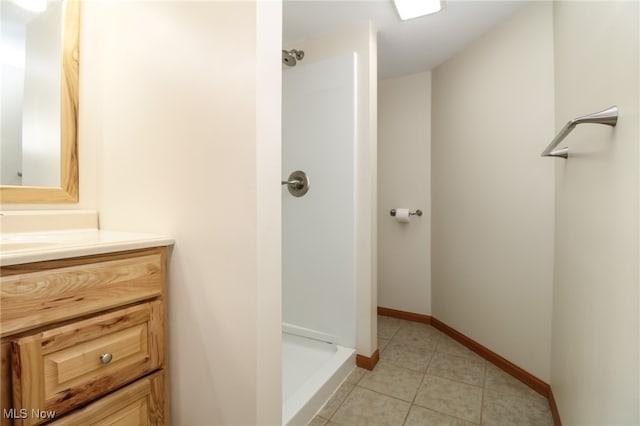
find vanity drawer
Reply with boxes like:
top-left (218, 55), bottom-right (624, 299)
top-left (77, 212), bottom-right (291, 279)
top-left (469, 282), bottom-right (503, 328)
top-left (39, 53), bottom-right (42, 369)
top-left (0, 249), bottom-right (165, 337)
top-left (47, 372), bottom-right (165, 426)
top-left (11, 302), bottom-right (164, 426)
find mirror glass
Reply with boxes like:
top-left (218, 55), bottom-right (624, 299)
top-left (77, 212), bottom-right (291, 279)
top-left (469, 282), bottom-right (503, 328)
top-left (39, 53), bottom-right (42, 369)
top-left (1, 0), bottom-right (63, 187)
top-left (0, 0), bottom-right (79, 203)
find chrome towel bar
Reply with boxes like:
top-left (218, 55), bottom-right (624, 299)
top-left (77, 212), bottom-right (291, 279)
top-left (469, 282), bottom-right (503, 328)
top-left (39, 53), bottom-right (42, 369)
top-left (541, 105), bottom-right (618, 158)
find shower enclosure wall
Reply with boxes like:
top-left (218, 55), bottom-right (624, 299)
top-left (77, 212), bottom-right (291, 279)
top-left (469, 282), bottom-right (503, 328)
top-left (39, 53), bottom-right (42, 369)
top-left (282, 53), bottom-right (358, 425)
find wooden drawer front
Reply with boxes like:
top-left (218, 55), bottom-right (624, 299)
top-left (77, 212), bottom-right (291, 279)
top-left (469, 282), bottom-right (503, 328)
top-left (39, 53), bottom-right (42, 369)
top-left (44, 324), bottom-right (148, 396)
top-left (1, 250), bottom-right (164, 337)
top-left (11, 302), bottom-right (164, 426)
top-left (48, 372), bottom-right (165, 426)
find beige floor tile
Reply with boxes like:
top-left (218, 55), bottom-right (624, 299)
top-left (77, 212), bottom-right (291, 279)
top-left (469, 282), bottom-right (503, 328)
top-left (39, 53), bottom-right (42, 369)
top-left (481, 389), bottom-right (553, 426)
top-left (414, 375), bottom-right (483, 424)
top-left (358, 361), bottom-right (424, 402)
top-left (405, 405), bottom-right (478, 426)
top-left (402, 321), bottom-right (441, 334)
top-left (317, 383), bottom-right (355, 419)
top-left (358, 317), bottom-right (554, 426)
top-left (345, 367), bottom-right (368, 385)
top-left (436, 335), bottom-right (484, 362)
top-left (378, 337), bottom-right (391, 352)
top-left (391, 325), bottom-right (441, 351)
top-left (331, 387), bottom-right (411, 426)
top-left (378, 316), bottom-right (405, 339)
top-left (427, 352), bottom-right (486, 387)
top-left (308, 416), bottom-right (328, 426)
top-left (484, 364), bottom-right (546, 403)
top-left (380, 340), bottom-right (434, 372)
top-left (399, 321), bottom-right (442, 340)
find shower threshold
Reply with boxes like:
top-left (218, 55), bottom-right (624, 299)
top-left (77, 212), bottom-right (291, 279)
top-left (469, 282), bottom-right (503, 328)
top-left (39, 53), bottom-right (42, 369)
top-left (282, 331), bottom-right (355, 425)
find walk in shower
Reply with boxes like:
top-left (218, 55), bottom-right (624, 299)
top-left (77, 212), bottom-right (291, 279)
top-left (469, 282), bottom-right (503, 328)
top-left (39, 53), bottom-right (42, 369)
top-left (281, 52), bottom-right (358, 425)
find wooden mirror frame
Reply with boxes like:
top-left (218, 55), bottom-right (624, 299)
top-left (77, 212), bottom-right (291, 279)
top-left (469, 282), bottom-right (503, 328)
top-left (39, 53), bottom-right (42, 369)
top-left (0, 0), bottom-right (80, 204)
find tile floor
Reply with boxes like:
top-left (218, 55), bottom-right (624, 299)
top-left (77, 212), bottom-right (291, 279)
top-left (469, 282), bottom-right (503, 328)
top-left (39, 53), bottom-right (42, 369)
top-left (309, 316), bottom-right (553, 426)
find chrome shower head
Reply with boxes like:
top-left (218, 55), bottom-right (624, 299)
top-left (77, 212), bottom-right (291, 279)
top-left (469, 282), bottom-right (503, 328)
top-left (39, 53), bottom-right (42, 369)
top-left (282, 49), bottom-right (304, 67)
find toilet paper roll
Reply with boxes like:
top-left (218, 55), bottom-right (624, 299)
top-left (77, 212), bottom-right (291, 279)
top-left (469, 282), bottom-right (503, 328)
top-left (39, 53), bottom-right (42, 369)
top-left (395, 208), bottom-right (411, 223)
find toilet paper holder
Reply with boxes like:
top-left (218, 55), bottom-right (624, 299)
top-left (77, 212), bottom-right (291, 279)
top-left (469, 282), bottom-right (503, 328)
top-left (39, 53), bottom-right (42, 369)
top-left (390, 209), bottom-right (422, 217)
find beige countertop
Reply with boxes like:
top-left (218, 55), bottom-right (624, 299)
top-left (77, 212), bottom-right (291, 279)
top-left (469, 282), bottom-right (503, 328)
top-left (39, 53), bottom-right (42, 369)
top-left (0, 210), bottom-right (174, 266)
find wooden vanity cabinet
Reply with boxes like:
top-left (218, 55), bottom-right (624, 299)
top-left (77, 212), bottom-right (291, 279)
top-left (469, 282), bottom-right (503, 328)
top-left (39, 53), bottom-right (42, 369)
top-left (0, 247), bottom-right (169, 426)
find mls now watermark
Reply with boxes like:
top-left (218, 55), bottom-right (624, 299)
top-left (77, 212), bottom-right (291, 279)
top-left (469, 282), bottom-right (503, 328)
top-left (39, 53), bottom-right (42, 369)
top-left (3, 408), bottom-right (56, 420)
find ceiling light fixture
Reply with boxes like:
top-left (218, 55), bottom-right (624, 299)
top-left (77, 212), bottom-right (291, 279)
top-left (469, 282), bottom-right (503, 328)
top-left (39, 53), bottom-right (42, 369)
top-left (393, 0), bottom-right (443, 20)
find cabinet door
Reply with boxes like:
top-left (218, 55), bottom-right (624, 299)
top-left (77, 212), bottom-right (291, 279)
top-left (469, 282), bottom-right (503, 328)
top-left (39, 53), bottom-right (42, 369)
top-left (1, 342), bottom-right (13, 426)
top-left (11, 302), bottom-right (164, 426)
top-left (48, 372), bottom-right (165, 426)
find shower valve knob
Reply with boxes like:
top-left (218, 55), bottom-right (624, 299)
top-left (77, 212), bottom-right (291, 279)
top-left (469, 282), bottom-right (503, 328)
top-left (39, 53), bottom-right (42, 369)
top-left (281, 170), bottom-right (309, 197)
top-left (281, 179), bottom-right (303, 188)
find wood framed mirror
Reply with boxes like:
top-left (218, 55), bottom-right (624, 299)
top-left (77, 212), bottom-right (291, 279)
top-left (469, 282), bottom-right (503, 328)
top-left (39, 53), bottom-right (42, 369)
top-left (0, 0), bottom-right (79, 203)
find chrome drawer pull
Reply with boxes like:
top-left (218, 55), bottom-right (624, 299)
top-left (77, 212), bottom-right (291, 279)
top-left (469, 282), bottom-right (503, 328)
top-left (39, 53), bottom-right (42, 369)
top-left (100, 353), bottom-right (113, 364)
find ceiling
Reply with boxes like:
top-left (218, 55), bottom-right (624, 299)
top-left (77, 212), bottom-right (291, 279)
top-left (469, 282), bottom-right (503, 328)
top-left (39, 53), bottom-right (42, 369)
top-left (283, 0), bottom-right (531, 79)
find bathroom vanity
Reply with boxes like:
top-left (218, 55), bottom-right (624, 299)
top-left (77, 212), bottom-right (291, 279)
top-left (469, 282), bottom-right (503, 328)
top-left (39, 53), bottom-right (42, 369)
top-left (0, 215), bottom-right (173, 426)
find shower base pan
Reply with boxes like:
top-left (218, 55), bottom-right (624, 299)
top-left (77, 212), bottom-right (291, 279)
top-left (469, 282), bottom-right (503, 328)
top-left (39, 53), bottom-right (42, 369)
top-left (282, 329), bottom-right (355, 425)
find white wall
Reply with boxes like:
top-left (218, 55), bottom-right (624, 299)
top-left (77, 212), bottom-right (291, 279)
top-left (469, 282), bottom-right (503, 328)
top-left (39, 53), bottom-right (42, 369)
top-left (550, 2), bottom-right (640, 424)
top-left (431, 2), bottom-right (555, 381)
top-left (282, 54), bottom-right (357, 347)
top-left (256, 2), bottom-right (283, 422)
top-left (82, 2), bottom-right (282, 425)
top-left (284, 22), bottom-right (378, 357)
top-left (378, 72), bottom-right (431, 315)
